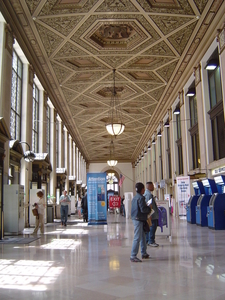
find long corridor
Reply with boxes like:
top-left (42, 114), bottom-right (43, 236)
top-left (0, 214), bottom-right (225, 300)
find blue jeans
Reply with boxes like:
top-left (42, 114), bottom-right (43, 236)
top-left (60, 205), bottom-right (68, 225)
top-left (146, 219), bottom-right (158, 244)
top-left (130, 219), bottom-right (147, 259)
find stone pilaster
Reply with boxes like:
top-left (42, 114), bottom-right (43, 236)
top-left (194, 64), bottom-right (207, 174)
top-left (49, 106), bottom-right (56, 199)
top-left (0, 22), bottom-right (14, 184)
top-left (20, 63), bottom-right (34, 227)
top-left (217, 23), bottom-right (225, 122)
top-left (64, 126), bottom-right (69, 192)
top-left (179, 91), bottom-right (188, 175)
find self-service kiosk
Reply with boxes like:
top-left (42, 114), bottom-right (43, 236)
top-left (196, 179), bottom-right (217, 227)
top-left (187, 181), bottom-right (205, 224)
top-left (207, 175), bottom-right (225, 230)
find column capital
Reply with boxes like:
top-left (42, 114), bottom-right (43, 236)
top-left (178, 91), bottom-right (184, 106)
top-left (217, 22), bottom-right (225, 54)
top-left (5, 24), bottom-right (14, 54)
top-left (194, 64), bottom-right (201, 86)
top-left (44, 91), bottom-right (48, 108)
top-left (28, 64), bottom-right (35, 86)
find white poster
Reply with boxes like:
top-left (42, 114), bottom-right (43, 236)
top-left (176, 176), bottom-right (190, 216)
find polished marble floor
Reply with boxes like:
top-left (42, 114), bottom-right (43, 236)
top-left (0, 213), bottom-right (225, 300)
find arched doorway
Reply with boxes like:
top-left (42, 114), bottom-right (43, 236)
top-left (106, 170), bottom-right (119, 210)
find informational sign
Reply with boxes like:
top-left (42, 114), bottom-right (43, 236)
top-left (176, 176), bottom-right (190, 216)
top-left (109, 196), bottom-right (121, 209)
top-left (156, 200), bottom-right (171, 236)
top-left (87, 173), bottom-right (107, 225)
top-left (164, 194), bottom-right (171, 206)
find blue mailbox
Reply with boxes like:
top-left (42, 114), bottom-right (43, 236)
top-left (196, 179), bottom-right (217, 227)
top-left (207, 176), bottom-right (225, 230)
top-left (187, 181), bottom-right (205, 224)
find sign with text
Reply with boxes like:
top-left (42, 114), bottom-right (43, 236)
top-left (176, 176), bottom-right (190, 216)
top-left (87, 173), bottom-right (107, 225)
top-left (109, 196), bottom-right (121, 209)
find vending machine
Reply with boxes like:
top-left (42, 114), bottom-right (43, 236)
top-left (207, 175), bottom-right (225, 230)
top-left (196, 179), bottom-right (217, 227)
top-left (186, 181), bottom-right (204, 224)
top-left (4, 184), bottom-right (24, 235)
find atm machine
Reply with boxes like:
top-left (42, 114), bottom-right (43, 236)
top-left (186, 181), bottom-right (205, 224)
top-left (196, 179), bottom-right (217, 227)
top-left (207, 175), bottom-right (225, 230)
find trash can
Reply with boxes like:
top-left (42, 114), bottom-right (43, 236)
top-left (47, 205), bottom-right (54, 223)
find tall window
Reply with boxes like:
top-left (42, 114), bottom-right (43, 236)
top-left (32, 83), bottom-right (39, 152)
top-left (176, 114), bottom-right (183, 175)
top-left (189, 94), bottom-right (200, 169)
top-left (158, 136), bottom-right (163, 180)
top-left (56, 120), bottom-right (59, 168)
top-left (189, 95), bottom-right (198, 127)
top-left (208, 65), bottom-right (224, 160)
top-left (46, 105), bottom-right (50, 156)
top-left (166, 127), bottom-right (172, 179)
top-left (10, 50), bottom-right (23, 140)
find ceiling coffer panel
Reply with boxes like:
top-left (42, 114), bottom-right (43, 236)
top-left (1, 0), bottom-right (221, 163)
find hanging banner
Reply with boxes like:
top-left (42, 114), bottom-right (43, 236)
top-left (176, 176), bottom-right (190, 216)
top-left (87, 173), bottom-right (107, 225)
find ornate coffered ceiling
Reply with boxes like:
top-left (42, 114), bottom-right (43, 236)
top-left (1, 0), bottom-right (224, 164)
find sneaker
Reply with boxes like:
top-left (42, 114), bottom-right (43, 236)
top-left (130, 257), bottom-right (142, 262)
top-left (61, 222), bottom-right (63, 226)
top-left (142, 253), bottom-right (150, 259)
top-left (149, 243), bottom-right (159, 247)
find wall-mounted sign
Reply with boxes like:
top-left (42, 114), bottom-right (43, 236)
top-left (176, 176), bottom-right (190, 216)
top-left (212, 166), bottom-right (225, 176)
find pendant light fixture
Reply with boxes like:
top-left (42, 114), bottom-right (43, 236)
top-left (105, 69), bottom-right (125, 136)
top-left (107, 139), bottom-right (118, 167)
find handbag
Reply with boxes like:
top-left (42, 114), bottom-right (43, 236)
top-left (147, 217), bottom-right (152, 227)
top-left (32, 208), bottom-right (38, 216)
top-left (143, 220), bottom-right (150, 233)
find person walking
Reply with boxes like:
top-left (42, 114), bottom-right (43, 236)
top-left (144, 182), bottom-right (159, 247)
top-left (130, 182), bottom-right (151, 262)
top-left (33, 190), bottom-right (45, 234)
top-left (59, 190), bottom-right (71, 226)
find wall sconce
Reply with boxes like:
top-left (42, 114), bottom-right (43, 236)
top-left (164, 120), bottom-right (170, 127)
top-left (173, 107), bottom-right (180, 115)
top-left (157, 130), bottom-right (162, 137)
top-left (152, 138), bottom-right (156, 144)
top-left (186, 87), bottom-right (196, 97)
top-left (148, 144), bottom-right (151, 150)
top-left (205, 58), bottom-right (219, 70)
top-left (19, 141), bottom-right (36, 162)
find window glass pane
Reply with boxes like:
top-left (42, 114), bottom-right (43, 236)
top-left (176, 114), bottom-right (181, 139)
top-left (215, 67), bottom-right (222, 103)
top-left (10, 51), bottom-right (22, 140)
top-left (209, 72), bottom-right (216, 108)
top-left (217, 113), bottom-right (225, 159)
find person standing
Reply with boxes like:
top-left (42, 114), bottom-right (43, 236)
top-left (81, 193), bottom-right (88, 222)
top-left (33, 190), bottom-right (45, 234)
top-left (144, 182), bottom-right (159, 247)
top-left (130, 182), bottom-right (151, 262)
top-left (59, 190), bottom-right (71, 226)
